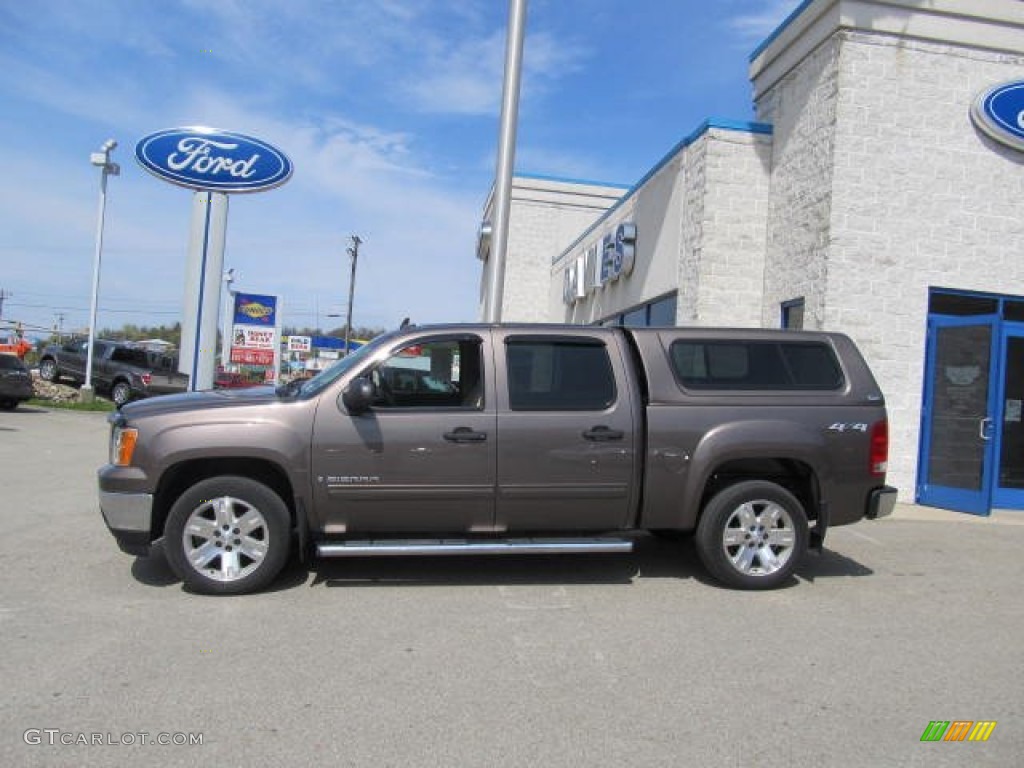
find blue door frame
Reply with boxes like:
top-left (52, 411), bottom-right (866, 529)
top-left (918, 314), bottom-right (1024, 514)
top-left (917, 315), bottom-right (999, 514)
top-left (993, 323), bottom-right (1024, 509)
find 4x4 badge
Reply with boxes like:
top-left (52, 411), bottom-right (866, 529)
top-left (827, 423), bottom-right (868, 433)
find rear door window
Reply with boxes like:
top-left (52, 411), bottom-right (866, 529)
top-left (506, 338), bottom-right (616, 410)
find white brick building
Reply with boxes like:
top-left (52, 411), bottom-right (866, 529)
top-left (478, 0), bottom-right (1024, 515)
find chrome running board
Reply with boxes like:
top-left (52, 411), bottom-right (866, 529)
top-left (316, 537), bottom-right (634, 557)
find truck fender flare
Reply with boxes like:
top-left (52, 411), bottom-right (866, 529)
top-left (682, 419), bottom-right (829, 524)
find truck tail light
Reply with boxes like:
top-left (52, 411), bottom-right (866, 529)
top-left (870, 419), bottom-right (888, 477)
top-left (140, 373), bottom-right (152, 386)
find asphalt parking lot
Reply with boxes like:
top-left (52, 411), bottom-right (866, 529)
top-left (1, 406), bottom-right (1022, 768)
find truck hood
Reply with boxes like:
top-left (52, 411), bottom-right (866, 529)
top-left (119, 386), bottom-right (284, 419)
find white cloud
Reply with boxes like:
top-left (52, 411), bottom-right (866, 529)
top-left (404, 29), bottom-right (590, 116)
top-left (513, 146), bottom-right (628, 187)
top-left (164, 89), bottom-right (485, 328)
top-left (727, 0), bottom-right (799, 41)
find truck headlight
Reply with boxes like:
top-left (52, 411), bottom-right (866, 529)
top-left (110, 426), bottom-right (139, 467)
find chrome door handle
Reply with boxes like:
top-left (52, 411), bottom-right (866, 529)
top-left (583, 426), bottom-right (624, 441)
top-left (443, 427), bottom-right (487, 443)
top-left (979, 417), bottom-right (992, 441)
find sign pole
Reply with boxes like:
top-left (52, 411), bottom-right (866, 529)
top-left (181, 191), bottom-right (228, 391)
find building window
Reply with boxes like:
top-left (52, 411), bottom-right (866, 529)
top-left (929, 291), bottom-right (998, 317)
top-left (781, 298), bottom-right (805, 330)
top-left (601, 292), bottom-right (677, 328)
top-left (647, 294), bottom-right (677, 326)
top-left (623, 307), bottom-right (647, 327)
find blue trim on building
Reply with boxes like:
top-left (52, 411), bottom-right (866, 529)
top-left (515, 172), bottom-right (629, 190)
top-left (749, 0), bottom-right (816, 62)
top-left (745, 0), bottom-right (815, 62)
top-left (552, 119), bottom-right (774, 265)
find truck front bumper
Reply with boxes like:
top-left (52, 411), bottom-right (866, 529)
top-left (866, 485), bottom-right (898, 520)
top-left (98, 466), bottom-right (154, 557)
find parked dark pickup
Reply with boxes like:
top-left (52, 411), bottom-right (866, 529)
top-left (98, 324), bottom-right (896, 594)
top-left (39, 338), bottom-right (188, 407)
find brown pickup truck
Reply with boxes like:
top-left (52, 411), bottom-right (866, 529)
top-left (98, 324), bottom-right (896, 594)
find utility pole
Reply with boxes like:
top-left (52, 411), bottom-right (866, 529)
top-left (344, 235), bottom-right (362, 357)
top-left (0, 288), bottom-right (10, 320)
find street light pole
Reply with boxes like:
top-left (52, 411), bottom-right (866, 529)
top-left (82, 139), bottom-right (120, 403)
top-left (344, 235), bottom-right (362, 356)
top-left (485, 0), bottom-right (528, 323)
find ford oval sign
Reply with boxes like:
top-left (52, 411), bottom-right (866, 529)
top-left (135, 127), bottom-right (293, 193)
top-left (971, 81), bottom-right (1024, 153)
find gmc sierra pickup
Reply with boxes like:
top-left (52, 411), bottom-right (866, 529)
top-left (98, 324), bottom-right (896, 594)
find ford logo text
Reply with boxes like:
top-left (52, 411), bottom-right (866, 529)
top-left (135, 127), bottom-right (293, 193)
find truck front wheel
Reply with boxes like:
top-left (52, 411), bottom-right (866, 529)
top-left (39, 358), bottom-right (58, 382)
top-left (164, 476), bottom-right (291, 595)
top-left (696, 480), bottom-right (808, 590)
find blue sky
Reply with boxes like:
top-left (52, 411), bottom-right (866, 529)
top-left (0, 0), bottom-right (794, 339)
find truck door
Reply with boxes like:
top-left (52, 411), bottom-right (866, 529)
top-left (65, 339), bottom-right (93, 381)
top-left (310, 332), bottom-right (496, 534)
top-left (494, 331), bottom-right (638, 531)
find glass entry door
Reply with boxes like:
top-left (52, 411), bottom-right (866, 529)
top-left (917, 316), bottom-right (999, 514)
top-left (993, 326), bottom-right (1024, 508)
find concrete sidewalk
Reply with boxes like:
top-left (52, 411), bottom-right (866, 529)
top-left (892, 501), bottom-right (1024, 525)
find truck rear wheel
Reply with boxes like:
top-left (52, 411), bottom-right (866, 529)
top-left (111, 380), bottom-right (132, 408)
top-left (696, 480), bottom-right (808, 590)
top-left (164, 476), bottom-right (291, 595)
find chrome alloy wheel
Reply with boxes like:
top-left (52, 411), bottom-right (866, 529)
top-left (721, 499), bottom-right (797, 576)
top-left (181, 496), bottom-right (270, 582)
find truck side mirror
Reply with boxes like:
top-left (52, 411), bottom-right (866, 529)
top-left (342, 376), bottom-right (375, 414)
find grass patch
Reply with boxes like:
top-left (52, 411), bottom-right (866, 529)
top-left (26, 398), bottom-right (115, 413)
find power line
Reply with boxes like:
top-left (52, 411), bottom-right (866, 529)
top-left (6, 301), bottom-right (179, 315)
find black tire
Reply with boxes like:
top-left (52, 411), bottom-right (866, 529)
top-left (111, 380), bottom-right (133, 408)
top-left (0, 399), bottom-right (16, 411)
top-left (696, 480), bottom-right (808, 590)
top-left (163, 475), bottom-right (292, 595)
top-left (39, 358), bottom-right (58, 382)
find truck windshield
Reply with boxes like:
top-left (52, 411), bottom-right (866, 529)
top-left (288, 331), bottom-right (398, 399)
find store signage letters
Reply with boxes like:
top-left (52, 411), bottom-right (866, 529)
top-left (564, 222), bottom-right (637, 305)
